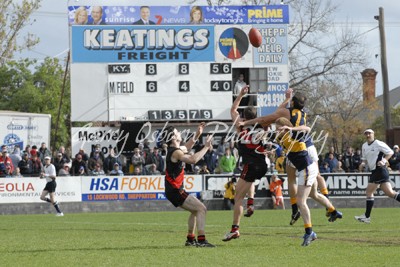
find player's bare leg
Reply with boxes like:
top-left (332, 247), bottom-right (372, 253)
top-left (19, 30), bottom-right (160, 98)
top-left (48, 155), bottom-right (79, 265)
top-left (244, 182), bottom-right (255, 217)
top-left (297, 182), bottom-right (317, 246)
top-left (286, 165), bottom-right (300, 225)
top-left (181, 195), bottom-right (214, 247)
top-left (223, 178), bottom-right (252, 241)
top-left (309, 182), bottom-right (342, 222)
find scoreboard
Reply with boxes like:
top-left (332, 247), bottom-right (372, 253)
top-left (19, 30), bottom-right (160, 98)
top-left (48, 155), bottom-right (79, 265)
top-left (68, 3), bottom-right (289, 122)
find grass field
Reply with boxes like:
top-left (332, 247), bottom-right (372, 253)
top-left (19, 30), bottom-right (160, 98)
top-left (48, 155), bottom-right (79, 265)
top-left (1, 207), bottom-right (399, 266)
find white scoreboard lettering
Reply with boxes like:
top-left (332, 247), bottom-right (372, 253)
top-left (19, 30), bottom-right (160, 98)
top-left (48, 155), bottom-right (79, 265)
top-left (69, 3), bottom-right (289, 122)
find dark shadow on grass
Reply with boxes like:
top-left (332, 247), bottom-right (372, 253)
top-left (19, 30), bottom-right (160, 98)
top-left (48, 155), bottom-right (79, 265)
top-left (7, 244), bottom-right (194, 254)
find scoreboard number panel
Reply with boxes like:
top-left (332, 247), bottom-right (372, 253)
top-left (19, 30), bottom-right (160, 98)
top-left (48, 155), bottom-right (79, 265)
top-left (106, 62), bottom-right (234, 121)
top-left (200, 110), bottom-right (213, 119)
top-left (161, 110), bottom-right (174, 120)
top-left (189, 110), bottom-right (200, 119)
top-left (178, 63), bottom-right (189, 75)
top-left (210, 63), bottom-right (232, 74)
top-left (175, 110), bottom-right (188, 120)
top-left (210, 81), bottom-right (232, 91)
top-left (146, 81), bottom-right (157, 92)
top-left (148, 109), bottom-right (213, 121)
top-left (148, 110), bottom-right (161, 120)
top-left (179, 81), bottom-right (190, 92)
top-left (146, 64), bottom-right (157, 75)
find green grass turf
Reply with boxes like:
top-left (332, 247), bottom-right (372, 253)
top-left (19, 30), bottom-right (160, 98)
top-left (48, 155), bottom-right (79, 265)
top-left (0, 207), bottom-right (399, 266)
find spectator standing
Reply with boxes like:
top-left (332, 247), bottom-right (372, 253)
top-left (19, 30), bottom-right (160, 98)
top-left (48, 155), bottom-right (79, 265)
top-left (145, 147), bottom-right (164, 174)
top-left (319, 162), bottom-right (331, 174)
top-left (58, 146), bottom-right (71, 163)
top-left (219, 148), bottom-right (237, 174)
top-left (270, 172), bottom-right (285, 210)
top-left (58, 164), bottom-right (71, 177)
top-left (103, 148), bottom-right (121, 174)
top-left (90, 163), bottom-right (105, 176)
top-left (216, 136), bottom-right (229, 159)
top-left (146, 163), bottom-right (161, 175)
top-left (38, 142), bottom-right (52, 164)
top-left (30, 146), bottom-right (38, 159)
top-left (223, 177), bottom-right (236, 210)
top-left (77, 148), bottom-right (89, 164)
top-left (133, 166), bottom-right (142, 176)
top-left (203, 146), bottom-right (218, 174)
top-left (10, 145), bottom-right (22, 170)
top-left (389, 145), bottom-right (400, 171)
top-left (353, 148), bottom-right (362, 171)
top-left (343, 147), bottom-right (355, 172)
top-left (24, 145), bottom-right (31, 158)
top-left (199, 163), bottom-right (210, 174)
top-left (88, 149), bottom-right (103, 172)
top-left (89, 144), bottom-right (105, 162)
top-left (29, 152), bottom-right (43, 177)
top-left (18, 153), bottom-right (31, 176)
top-left (324, 146), bottom-right (338, 160)
top-left (71, 154), bottom-right (87, 176)
top-left (53, 152), bottom-right (67, 174)
top-left (131, 148), bottom-right (146, 174)
top-left (333, 161), bottom-right (346, 173)
top-left (325, 153), bottom-right (338, 172)
top-left (109, 163), bottom-right (124, 176)
top-left (0, 151), bottom-right (15, 176)
top-left (233, 73), bottom-right (249, 107)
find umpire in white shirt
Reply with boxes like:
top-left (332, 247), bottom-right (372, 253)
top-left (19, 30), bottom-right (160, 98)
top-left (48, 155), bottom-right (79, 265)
top-left (40, 156), bottom-right (64, 216)
top-left (355, 129), bottom-right (399, 223)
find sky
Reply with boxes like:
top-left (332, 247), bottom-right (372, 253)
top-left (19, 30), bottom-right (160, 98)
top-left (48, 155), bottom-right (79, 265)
top-left (17, 0), bottom-right (400, 96)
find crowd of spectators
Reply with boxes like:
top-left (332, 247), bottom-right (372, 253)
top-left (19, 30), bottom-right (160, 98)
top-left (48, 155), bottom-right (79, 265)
top-left (3, 139), bottom-right (400, 178)
top-left (317, 145), bottom-right (400, 173)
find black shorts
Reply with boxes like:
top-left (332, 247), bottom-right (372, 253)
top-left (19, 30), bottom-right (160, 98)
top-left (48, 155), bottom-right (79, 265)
top-left (43, 180), bottom-right (57, 193)
top-left (240, 163), bottom-right (268, 183)
top-left (165, 183), bottom-right (189, 207)
top-left (369, 167), bottom-right (389, 184)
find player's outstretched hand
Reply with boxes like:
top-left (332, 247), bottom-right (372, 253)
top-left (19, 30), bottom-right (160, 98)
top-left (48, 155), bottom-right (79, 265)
top-left (285, 88), bottom-right (293, 100)
top-left (236, 121), bottom-right (244, 128)
top-left (196, 122), bottom-right (206, 136)
top-left (204, 135), bottom-right (213, 148)
top-left (278, 125), bottom-right (291, 131)
top-left (240, 85), bottom-right (249, 96)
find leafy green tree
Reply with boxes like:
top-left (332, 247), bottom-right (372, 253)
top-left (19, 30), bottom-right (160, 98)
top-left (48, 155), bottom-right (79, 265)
top-left (0, 0), bottom-right (41, 66)
top-left (371, 106), bottom-right (400, 141)
top-left (0, 58), bottom-right (70, 151)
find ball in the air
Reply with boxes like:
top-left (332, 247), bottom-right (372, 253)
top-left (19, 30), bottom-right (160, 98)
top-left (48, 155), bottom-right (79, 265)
top-left (248, 28), bottom-right (262, 48)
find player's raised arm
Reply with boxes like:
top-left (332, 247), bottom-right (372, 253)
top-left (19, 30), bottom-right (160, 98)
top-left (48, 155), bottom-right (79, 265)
top-left (177, 135), bottom-right (213, 165)
top-left (238, 107), bottom-right (289, 128)
top-left (185, 122), bottom-right (205, 151)
top-left (279, 124), bottom-right (311, 133)
top-left (278, 88), bottom-right (293, 109)
top-left (231, 86), bottom-right (248, 129)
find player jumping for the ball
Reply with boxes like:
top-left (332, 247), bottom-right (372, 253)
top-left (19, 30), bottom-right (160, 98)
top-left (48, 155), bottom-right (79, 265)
top-left (223, 86), bottom-right (269, 242)
top-left (164, 123), bottom-right (215, 247)
top-left (275, 117), bottom-right (341, 246)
